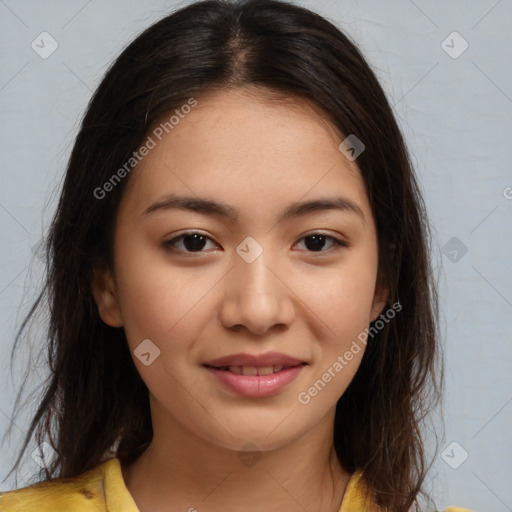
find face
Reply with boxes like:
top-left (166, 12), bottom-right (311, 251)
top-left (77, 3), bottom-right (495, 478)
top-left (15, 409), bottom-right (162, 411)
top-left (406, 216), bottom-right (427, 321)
top-left (93, 87), bottom-right (387, 452)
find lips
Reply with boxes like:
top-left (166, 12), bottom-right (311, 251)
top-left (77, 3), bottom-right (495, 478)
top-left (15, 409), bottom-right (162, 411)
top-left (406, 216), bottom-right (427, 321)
top-left (203, 364), bottom-right (306, 398)
top-left (202, 352), bottom-right (308, 397)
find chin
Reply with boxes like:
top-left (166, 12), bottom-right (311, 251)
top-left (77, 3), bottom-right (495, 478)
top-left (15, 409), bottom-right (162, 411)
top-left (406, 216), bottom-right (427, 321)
top-left (196, 417), bottom-right (307, 454)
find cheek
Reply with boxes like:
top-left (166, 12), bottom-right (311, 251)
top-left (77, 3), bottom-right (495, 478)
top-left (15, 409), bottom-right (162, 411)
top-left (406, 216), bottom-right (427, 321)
top-left (302, 257), bottom-right (378, 339)
top-left (296, 271), bottom-right (373, 408)
top-left (113, 247), bottom-right (233, 381)
top-left (112, 244), bottom-right (201, 348)
top-left (298, 251), bottom-right (377, 400)
top-left (113, 262), bottom-right (212, 400)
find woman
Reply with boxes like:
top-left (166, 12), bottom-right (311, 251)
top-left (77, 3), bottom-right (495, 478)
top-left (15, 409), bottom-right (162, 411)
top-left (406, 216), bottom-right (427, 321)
top-left (0, 0), bottom-right (472, 510)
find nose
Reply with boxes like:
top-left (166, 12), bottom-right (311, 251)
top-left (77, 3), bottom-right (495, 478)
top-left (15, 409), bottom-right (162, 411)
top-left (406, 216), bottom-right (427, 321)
top-left (219, 251), bottom-right (295, 336)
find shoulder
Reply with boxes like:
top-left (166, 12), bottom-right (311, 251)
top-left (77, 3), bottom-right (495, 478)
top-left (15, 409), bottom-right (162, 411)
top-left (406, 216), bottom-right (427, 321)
top-left (0, 458), bottom-right (117, 512)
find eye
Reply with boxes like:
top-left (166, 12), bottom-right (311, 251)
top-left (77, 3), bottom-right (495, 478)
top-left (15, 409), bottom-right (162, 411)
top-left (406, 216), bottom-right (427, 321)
top-left (293, 233), bottom-right (348, 254)
top-left (164, 232), bottom-right (219, 253)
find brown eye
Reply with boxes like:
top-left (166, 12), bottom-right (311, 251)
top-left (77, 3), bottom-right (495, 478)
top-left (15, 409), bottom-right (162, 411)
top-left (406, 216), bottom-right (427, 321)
top-left (165, 232), bottom-right (218, 253)
top-left (294, 234), bottom-right (348, 253)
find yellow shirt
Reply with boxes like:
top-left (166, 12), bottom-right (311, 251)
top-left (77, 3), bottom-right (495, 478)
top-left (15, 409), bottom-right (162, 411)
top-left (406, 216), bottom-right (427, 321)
top-left (0, 457), bottom-right (472, 511)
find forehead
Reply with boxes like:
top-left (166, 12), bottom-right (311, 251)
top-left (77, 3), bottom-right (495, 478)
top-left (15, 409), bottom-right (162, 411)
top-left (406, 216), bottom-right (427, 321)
top-left (121, 87), bottom-right (371, 224)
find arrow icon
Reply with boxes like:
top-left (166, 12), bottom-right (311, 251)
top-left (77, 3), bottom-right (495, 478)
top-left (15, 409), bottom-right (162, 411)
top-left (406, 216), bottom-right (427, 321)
top-left (445, 39), bottom-right (455, 48)
top-left (241, 454), bottom-right (254, 465)
top-left (240, 243), bottom-right (249, 253)
top-left (35, 39), bottom-right (45, 48)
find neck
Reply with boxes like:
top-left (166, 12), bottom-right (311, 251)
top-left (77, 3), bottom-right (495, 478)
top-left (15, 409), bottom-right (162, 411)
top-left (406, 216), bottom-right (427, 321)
top-left (121, 405), bottom-right (350, 512)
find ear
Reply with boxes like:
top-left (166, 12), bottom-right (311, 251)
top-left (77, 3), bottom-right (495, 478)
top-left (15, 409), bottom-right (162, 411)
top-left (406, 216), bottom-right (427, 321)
top-left (370, 280), bottom-right (388, 323)
top-left (91, 265), bottom-right (123, 327)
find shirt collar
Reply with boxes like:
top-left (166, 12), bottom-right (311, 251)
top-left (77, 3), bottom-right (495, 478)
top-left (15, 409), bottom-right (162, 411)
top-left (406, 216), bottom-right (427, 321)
top-left (101, 457), bottom-right (376, 512)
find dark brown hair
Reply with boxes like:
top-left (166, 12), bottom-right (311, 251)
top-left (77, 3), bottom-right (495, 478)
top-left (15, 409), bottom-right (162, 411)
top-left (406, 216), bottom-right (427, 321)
top-left (5, 1), bottom-right (442, 510)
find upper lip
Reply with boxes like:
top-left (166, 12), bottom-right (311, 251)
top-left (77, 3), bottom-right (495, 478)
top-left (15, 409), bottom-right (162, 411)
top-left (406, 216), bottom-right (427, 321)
top-left (203, 352), bottom-right (306, 368)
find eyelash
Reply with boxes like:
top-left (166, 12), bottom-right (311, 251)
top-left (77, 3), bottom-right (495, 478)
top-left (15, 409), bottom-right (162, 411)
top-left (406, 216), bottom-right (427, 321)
top-left (163, 231), bottom-right (349, 255)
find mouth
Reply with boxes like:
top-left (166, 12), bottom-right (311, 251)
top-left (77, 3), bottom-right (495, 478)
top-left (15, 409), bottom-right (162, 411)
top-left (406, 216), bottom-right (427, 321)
top-left (202, 361), bottom-right (307, 398)
top-left (201, 352), bottom-right (308, 397)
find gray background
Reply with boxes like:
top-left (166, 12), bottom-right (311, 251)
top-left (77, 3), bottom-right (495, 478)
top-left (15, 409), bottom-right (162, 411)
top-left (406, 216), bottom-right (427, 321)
top-left (0, 1), bottom-right (511, 510)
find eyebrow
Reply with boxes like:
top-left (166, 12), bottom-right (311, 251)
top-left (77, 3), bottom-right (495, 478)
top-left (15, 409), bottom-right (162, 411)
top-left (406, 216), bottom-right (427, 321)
top-left (143, 194), bottom-right (365, 224)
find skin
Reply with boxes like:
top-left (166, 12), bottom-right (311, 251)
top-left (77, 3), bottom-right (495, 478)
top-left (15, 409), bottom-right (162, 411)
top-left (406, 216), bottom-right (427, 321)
top-left (93, 86), bottom-right (388, 512)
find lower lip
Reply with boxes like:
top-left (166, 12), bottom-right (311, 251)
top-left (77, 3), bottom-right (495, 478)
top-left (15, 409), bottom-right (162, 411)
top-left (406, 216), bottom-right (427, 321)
top-left (203, 364), bottom-right (306, 398)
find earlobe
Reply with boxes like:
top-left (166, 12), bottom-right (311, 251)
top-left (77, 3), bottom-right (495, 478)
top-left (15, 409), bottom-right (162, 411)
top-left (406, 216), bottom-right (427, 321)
top-left (91, 266), bottom-right (123, 327)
